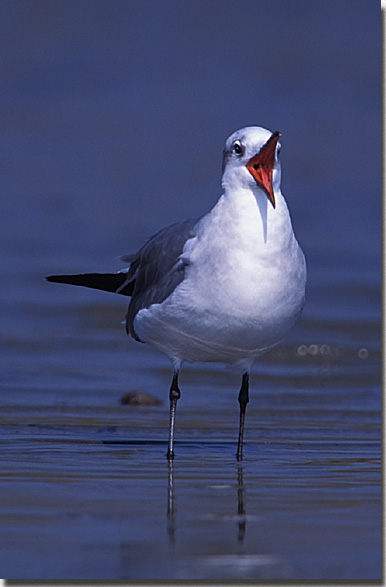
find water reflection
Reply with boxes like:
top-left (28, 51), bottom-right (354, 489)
top-left (167, 459), bottom-right (176, 546)
top-left (237, 465), bottom-right (246, 547)
top-left (166, 458), bottom-right (247, 550)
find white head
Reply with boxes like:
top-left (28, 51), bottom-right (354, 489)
top-left (222, 126), bottom-right (282, 208)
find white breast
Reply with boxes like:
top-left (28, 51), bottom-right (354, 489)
top-left (134, 187), bottom-right (306, 369)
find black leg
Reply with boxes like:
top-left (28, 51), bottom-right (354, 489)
top-left (167, 370), bottom-right (181, 460)
top-left (237, 372), bottom-right (249, 461)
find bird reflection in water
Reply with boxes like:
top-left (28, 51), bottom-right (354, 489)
top-left (166, 459), bottom-right (247, 549)
top-left (237, 465), bottom-right (246, 546)
top-left (167, 458), bottom-right (176, 546)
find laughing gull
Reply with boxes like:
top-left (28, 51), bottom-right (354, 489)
top-left (47, 126), bottom-right (306, 460)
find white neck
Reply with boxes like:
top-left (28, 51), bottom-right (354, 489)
top-left (215, 179), bottom-right (294, 252)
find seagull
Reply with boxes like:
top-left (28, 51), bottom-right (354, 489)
top-left (46, 126), bottom-right (306, 460)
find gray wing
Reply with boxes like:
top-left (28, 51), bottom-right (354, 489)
top-left (125, 217), bottom-right (198, 341)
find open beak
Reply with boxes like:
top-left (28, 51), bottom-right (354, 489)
top-left (246, 131), bottom-right (281, 208)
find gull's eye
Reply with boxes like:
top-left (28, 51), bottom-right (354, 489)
top-left (277, 145), bottom-right (281, 157)
top-left (232, 140), bottom-right (244, 156)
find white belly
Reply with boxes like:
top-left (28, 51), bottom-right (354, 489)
top-left (134, 236), bottom-right (305, 368)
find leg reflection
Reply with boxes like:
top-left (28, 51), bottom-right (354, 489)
top-left (237, 464), bottom-right (246, 546)
top-left (166, 459), bottom-right (247, 550)
top-left (167, 458), bottom-right (176, 546)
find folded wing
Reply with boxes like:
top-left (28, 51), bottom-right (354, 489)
top-left (46, 217), bottom-right (199, 341)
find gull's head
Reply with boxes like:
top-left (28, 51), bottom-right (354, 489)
top-left (222, 126), bottom-right (282, 208)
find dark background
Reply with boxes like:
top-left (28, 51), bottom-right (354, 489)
top-left (0, 1), bottom-right (380, 284)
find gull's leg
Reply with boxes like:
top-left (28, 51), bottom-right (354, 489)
top-left (236, 372), bottom-right (249, 461)
top-left (167, 369), bottom-right (181, 460)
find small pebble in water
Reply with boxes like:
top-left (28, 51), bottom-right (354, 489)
top-left (120, 390), bottom-right (162, 406)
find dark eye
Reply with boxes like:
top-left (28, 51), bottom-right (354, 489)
top-left (277, 145), bottom-right (281, 156)
top-left (232, 140), bottom-right (244, 156)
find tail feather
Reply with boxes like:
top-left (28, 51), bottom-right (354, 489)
top-left (46, 273), bottom-right (134, 296)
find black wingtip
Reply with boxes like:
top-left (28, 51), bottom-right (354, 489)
top-left (46, 274), bottom-right (78, 285)
top-left (46, 275), bottom-right (66, 283)
top-left (45, 273), bottom-right (134, 296)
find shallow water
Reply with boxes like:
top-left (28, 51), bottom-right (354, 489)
top-left (0, 304), bottom-right (381, 580)
top-left (0, 1), bottom-right (381, 581)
